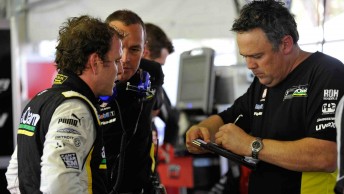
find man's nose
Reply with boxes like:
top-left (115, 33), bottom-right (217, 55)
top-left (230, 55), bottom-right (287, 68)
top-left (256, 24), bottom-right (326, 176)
top-left (121, 50), bottom-right (130, 63)
top-left (246, 57), bottom-right (257, 70)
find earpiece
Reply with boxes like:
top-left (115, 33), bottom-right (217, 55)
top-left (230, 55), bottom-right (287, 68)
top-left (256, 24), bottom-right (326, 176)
top-left (126, 70), bottom-right (155, 100)
top-left (99, 70), bottom-right (155, 103)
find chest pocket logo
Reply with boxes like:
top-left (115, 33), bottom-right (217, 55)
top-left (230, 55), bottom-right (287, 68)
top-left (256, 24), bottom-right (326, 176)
top-left (283, 84), bottom-right (308, 101)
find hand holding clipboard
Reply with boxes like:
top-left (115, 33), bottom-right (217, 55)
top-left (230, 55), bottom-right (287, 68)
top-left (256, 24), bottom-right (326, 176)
top-left (192, 139), bottom-right (259, 170)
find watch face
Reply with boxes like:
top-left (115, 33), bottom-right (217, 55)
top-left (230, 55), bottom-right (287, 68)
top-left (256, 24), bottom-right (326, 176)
top-left (252, 141), bottom-right (261, 149)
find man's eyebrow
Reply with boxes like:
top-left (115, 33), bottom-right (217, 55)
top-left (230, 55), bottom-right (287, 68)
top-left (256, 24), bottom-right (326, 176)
top-left (240, 53), bottom-right (263, 58)
top-left (130, 45), bottom-right (142, 49)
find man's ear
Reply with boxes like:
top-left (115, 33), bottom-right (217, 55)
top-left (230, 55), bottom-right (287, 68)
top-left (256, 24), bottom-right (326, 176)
top-left (88, 53), bottom-right (100, 75)
top-left (281, 35), bottom-right (294, 54)
top-left (143, 44), bottom-right (150, 58)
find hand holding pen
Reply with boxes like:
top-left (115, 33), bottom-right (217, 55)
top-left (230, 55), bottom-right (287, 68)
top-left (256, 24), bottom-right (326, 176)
top-left (215, 114), bottom-right (252, 156)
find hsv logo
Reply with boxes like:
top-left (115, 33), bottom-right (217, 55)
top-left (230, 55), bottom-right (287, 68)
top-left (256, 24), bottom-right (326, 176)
top-left (0, 79), bottom-right (10, 93)
top-left (322, 103), bottom-right (336, 114)
top-left (323, 89), bottom-right (339, 100)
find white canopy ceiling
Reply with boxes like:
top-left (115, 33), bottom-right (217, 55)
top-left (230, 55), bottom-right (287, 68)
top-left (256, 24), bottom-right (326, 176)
top-left (26, 0), bottom-right (239, 42)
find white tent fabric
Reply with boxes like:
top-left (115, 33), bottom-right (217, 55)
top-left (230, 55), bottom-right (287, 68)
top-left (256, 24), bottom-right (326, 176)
top-left (26, 0), bottom-right (238, 42)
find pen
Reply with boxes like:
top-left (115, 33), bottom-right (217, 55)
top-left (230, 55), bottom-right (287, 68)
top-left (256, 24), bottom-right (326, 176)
top-left (234, 114), bottom-right (243, 124)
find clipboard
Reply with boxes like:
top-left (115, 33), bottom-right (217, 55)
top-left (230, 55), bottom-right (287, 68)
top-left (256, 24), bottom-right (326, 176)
top-left (192, 139), bottom-right (259, 170)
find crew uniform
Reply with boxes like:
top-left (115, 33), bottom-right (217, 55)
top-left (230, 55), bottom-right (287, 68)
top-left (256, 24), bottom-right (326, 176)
top-left (6, 70), bottom-right (108, 194)
top-left (218, 52), bottom-right (344, 194)
top-left (99, 58), bottom-right (164, 193)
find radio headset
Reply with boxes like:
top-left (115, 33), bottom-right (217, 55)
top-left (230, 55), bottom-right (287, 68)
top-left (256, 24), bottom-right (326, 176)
top-left (99, 70), bottom-right (154, 194)
top-left (99, 69), bottom-right (155, 103)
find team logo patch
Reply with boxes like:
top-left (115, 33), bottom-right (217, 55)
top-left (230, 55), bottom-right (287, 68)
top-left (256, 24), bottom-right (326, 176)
top-left (53, 74), bottom-right (68, 84)
top-left (60, 153), bottom-right (79, 169)
top-left (283, 84), bottom-right (308, 101)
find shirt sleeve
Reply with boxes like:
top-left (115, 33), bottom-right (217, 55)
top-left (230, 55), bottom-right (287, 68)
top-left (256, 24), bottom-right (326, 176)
top-left (306, 63), bottom-right (344, 141)
top-left (5, 146), bottom-right (20, 194)
top-left (40, 99), bottom-right (96, 194)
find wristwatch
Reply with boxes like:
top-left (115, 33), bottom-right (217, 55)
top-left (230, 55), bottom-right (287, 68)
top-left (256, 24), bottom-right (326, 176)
top-left (251, 137), bottom-right (263, 159)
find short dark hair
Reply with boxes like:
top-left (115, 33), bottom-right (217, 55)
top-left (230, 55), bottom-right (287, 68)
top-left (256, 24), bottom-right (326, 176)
top-left (145, 23), bottom-right (174, 59)
top-left (106, 9), bottom-right (146, 40)
top-left (231, 0), bottom-right (299, 51)
top-left (55, 15), bottom-right (122, 75)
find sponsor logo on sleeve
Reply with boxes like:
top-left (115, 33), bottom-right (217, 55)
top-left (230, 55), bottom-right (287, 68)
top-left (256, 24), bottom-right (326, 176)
top-left (60, 153), bottom-right (79, 169)
top-left (316, 117), bottom-right (335, 122)
top-left (55, 141), bottom-right (65, 149)
top-left (18, 107), bottom-right (41, 136)
top-left (323, 89), bottom-right (339, 100)
top-left (322, 103), bottom-right (336, 115)
top-left (73, 138), bottom-right (81, 147)
top-left (57, 128), bottom-right (81, 135)
top-left (57, 113), bottom-right (83, 127)
top-left (316, 122), bottom-right (335, 131)
top-left (55, 135), bottom-right (81, 147)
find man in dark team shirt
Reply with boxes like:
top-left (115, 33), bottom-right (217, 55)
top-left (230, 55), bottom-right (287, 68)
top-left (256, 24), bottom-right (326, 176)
top-left (185, 1), bottom-right (344, 194)
top-left (98, 10), bottom-right (164, 194)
